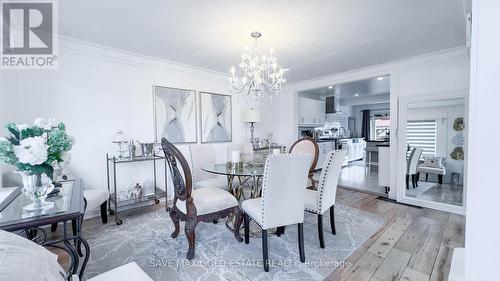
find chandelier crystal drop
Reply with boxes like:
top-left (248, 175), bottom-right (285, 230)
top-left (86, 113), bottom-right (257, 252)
top-left (229, 31), bottom-right (288, 100)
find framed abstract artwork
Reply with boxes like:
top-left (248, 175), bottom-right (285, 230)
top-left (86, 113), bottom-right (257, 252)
top-left (200, 92), bottom-right (232, 143)
top-left (153, 85), bottom-right (197, 143)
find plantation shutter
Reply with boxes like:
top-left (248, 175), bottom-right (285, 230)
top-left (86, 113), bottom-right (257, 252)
top-left (406, 120), bottom-right (437, 157)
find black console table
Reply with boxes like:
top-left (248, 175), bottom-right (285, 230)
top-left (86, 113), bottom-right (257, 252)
top-left (0, 180), bottom-right (89, 280)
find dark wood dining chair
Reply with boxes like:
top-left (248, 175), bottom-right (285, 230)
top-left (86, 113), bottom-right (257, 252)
top-left (289, 137), bottom-right (319, 189)
top-left (161, 138), bottom-right (243, 260)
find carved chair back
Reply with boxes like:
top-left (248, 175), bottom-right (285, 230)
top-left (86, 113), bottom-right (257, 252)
top-left (161, 138), bottom-right (193, 202)
top-left (289, 137), bottom-right (319, 180)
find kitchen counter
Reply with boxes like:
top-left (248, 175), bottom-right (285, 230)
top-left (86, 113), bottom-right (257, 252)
top-left (316, 137), bottom-right (364, 142)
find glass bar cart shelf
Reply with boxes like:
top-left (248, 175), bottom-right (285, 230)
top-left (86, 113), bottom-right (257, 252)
top-left (106, 153), bottom-right (169, 225)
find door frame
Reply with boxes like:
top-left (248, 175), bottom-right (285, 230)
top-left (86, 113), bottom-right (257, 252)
top-left (396, 90), bottom-right (468, 215)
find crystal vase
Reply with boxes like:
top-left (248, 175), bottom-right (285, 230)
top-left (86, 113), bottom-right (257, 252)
top-left (19, 172), bottom-right (55, 212)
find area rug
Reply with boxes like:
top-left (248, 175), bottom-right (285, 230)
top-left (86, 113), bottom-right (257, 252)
top-left (81, 203), bottom-right (383, 281)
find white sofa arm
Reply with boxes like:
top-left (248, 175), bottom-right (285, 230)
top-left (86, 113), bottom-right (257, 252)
top-left (87, 262), bottom-right (153, 281)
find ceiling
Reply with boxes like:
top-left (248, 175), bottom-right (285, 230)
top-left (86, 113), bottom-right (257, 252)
top-left (58, 0), bottom-right (467, 83)
top-left (298, 75), bottom-right (390, 107)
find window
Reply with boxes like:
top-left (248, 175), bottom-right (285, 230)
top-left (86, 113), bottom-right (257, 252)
top-left (406, 120), bottom-right (437, 157)
top-left (370, 116), bottom-right (390, 141)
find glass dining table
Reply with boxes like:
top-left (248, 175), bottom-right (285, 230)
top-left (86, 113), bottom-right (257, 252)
top-left (202, 162), bottom-right (266, 235)
top-left (201, 162), bottom-right (265, 200)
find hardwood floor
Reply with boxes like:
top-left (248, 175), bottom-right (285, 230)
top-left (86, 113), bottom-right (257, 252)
top-left (327, 188), bottom-right (465, 281)
top-left (52, 187), bottom-right (464, 281)
top-left (337, 164), bottom-right (387, 196)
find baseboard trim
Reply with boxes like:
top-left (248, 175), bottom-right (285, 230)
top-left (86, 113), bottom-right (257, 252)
top-left (376, 196), bottom-right (422, 208)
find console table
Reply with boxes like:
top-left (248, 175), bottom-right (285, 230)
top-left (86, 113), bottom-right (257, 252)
top-left (0, 180), bottom-right (89, 280)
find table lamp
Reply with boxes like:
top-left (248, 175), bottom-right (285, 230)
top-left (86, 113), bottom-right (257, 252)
top-left (242, 109), bottom-right (261, 148)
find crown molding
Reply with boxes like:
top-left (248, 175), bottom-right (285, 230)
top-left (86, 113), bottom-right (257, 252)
top-left (57, 35), bottom-right (229, 83)
top-left (286, 46), bottom-right (469, 92)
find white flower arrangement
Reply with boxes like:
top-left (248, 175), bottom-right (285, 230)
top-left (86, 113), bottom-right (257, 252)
top-left (0, 118), bottom-right (74, 179)
top-left (13, 136), bottom-right (49, 165)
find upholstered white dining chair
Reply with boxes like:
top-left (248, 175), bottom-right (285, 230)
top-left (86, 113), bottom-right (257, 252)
top-left (289, 137), bottom-right (319, 189)
top-left (303, 149), bottom-right (347, 248)
top-left (189, 144), bottom-right (228, 190)
top-left (406, 147), bottom-right (424, 189)
top-left (238, 153), bottom-right (312, 272)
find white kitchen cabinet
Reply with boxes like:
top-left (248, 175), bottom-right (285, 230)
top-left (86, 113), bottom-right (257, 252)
top-left (315, 141), bottom-right (336, 169)
top-left (378, 146), bottom-right (390, 187)
top-left (298, 97), bottom-right (325, 126)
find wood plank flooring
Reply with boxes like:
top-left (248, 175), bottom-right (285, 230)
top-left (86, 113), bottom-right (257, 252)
top-left (327, 188), bottom-right (465, 281)
top-left (52, 187), bottom-right (464, 281)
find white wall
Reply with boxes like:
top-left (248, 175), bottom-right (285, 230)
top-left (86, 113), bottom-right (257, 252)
top-left (269, 47), bottom-right (469, 201)
top-left (0, 38), bottom-right (247, 196)
top-left (465, 0), bottom-right (500, 280)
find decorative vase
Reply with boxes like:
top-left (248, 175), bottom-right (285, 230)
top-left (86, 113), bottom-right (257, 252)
top-left (19, 172), bottom-right (55, 212)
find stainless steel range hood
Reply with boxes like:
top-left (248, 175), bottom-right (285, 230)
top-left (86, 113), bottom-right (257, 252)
top-left (325, 95), bottom-right (344, 114)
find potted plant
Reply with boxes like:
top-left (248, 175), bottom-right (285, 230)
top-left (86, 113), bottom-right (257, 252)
top-left (0, 118), bottom-right (74, 211)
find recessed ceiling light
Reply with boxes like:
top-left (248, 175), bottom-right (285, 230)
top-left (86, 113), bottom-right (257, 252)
top-left (376, 76), bottom-right (384, 81)
top-left (354, 93), bottom-right (360, 97)
top-left (328, 85), bottom-right (333, 89)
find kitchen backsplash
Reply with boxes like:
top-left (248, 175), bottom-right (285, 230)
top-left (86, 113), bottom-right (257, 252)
top-left (325, 113), bottom-right (348, 128)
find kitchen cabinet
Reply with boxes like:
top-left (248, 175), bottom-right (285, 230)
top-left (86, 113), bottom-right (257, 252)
top-left (315, 141), bottom-right (336, 169)
top-left (349, 139), bottom-right (365, 162)
top-left (341, 138), bottom-right (365, 163)
top-left (298, 97), bottom-right (325, 126)
top-left (378, 146), bottom-right (390, 187)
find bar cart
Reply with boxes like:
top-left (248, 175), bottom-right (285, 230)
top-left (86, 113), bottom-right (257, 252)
top-left (106, 152), bottom-right (169, 225)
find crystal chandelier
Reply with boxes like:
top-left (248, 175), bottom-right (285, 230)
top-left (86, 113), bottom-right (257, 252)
top-left (229, 31), bottom-right (287, 99)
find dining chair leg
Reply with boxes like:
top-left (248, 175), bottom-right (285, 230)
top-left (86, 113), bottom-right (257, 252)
top-left (298, 223), bottom-right (305, 263)
top-left (405, 175), bottom-right (409, 189)
top-left (426, 173), bottom-right (429, 181)
top-left (318, 214), bottom-right (325, 248)
top-left (438, 174), bottom-right (443, 184)
top-left (262, 229), bottom-right (269, 272)
top-left (330, 206), bottom-right (336, 235)
top-left (244, 213), bottom-right (250, 244)
top-left (100, 201), bottom-right (108, 224)
top-left (276, 226), bottom-right (286, 237)
top-left (233, 208), bottom-right (243, 243)
top-left (185, 218), bottom-right (197, 260)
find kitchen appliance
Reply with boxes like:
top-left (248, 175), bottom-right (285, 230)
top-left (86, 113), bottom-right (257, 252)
top-left (325, 93), bottom-right (345, 114)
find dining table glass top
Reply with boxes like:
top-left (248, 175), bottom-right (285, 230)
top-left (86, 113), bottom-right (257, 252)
top-left (201, 162), bottom-right (265, 177)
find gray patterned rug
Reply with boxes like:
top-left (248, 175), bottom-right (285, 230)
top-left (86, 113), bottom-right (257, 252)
top-left (81, 204), bottom-right (383, 281)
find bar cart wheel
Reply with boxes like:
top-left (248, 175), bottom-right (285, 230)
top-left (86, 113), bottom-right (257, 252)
top-left (115, 219), bottom-right (122, 225)
top-left (165, 206), bottom-right (171, 212)
top-left (155, 199), bottom-right (160, 204)
top-left (109, 209), bottom-right (115, 215)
